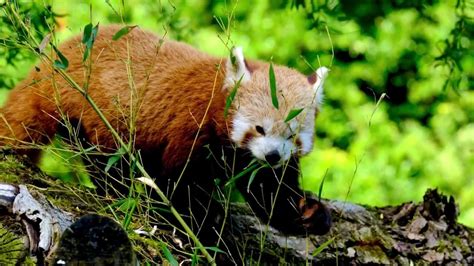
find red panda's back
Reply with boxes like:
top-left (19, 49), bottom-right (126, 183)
top-left (54, 26), bottom-right (226, 168)
top-left (1, 25), bottom-right (226, 170)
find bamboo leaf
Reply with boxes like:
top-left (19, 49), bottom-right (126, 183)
top-left (225, 163), bottom-right (259, 187)
top-left (82, 23), bottom-right (99, 61)
top-left (224, 75), bottom-right (243, 118)
top-left (52, 46), bottom-right (69, 70)
top-left (105, 155), bottom-right (120, 173)
top-left (246, 165), bottom-right (268, 193)
top-left (112, 25), bottom-right (137, 41)
top-left (105, 146), bottom-right (126, 173)
top-left (82, 23), bottom-right (92, 44)
top-left (285, 108), bottom-right (304, 122)
top-left (269, 61), bottom-right (279, 109)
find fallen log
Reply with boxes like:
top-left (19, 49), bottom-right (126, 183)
top-left (0, 149), bottom-right (472, 264)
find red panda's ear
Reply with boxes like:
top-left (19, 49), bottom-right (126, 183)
top-left (309, 67), bottom-right (329, 108)
top-left (224, 47), bottom-right (251, 90)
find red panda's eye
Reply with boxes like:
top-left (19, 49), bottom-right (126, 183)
top-left (256, 126), bottom-right (265, 136)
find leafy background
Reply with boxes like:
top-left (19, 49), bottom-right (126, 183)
top-left (0, 0), bottom-right (472, 226)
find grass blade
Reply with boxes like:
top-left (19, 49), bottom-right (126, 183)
top-left (112, 25), bottom-right (137, 41)
top-left (191, 249), bottom-right (200, 266)
top-left (121, 198), bottom-right (137, 229)
top-left (269, 61), bottom-right (279, 109)
top-left (161, 243), bottom-right (178, 266)
top-left (318, 169), bottom-right (329, 200)
top-left (312, 237), bottom-right (335, 256)
top-left (205, 246), bottom-right (225, 253)
top-left (284, 108), bottom-right (304, 122)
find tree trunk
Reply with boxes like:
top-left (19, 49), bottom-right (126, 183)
top-left (0, 149), bottom-right (472, 265)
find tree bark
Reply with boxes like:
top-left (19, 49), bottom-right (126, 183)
top-left (0, 149), bottom-right (472, 265)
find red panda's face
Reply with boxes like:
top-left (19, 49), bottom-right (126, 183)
top-left (225, 47), bottom-right (329, 167)
top-left (230, 110), bottom-right (315, 166)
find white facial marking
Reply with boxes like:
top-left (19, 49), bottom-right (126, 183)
top-left (231, 113), bottom-right (251, 146)
top-left (262, 117), bottom-right (274, 132)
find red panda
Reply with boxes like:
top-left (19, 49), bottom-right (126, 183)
top-left (0, 25), bottom-right (331, 245)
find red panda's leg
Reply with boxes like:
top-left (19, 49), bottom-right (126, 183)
top-left (0, 89), bottom-right (58, 162)
top-left (236, 157), bottom-right (331, 235)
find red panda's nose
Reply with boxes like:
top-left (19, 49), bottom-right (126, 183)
top-left (265, 151), bottom-right (281, 165)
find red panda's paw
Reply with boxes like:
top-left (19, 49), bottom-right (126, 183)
top-left (298, 197), bottom-right (332, 235)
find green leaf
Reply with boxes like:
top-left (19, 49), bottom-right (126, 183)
top-left (82, 23), bottom-right (99, 61)
top-left (112, 25), bottom-right (137, 41)
top-left (105, 154), bottom-right (121, 173)
top-left (285, 108), bottom-right (304, 122)
top-left (105, 146), bottom-right (126, 173)
top-left (83, 48), bottom-right (90, 62)
top-left (82, 23), bottom-right (92, 44)
top-left (91, 24), bottom-right (99, 41)
top-left (161, 244), bottom-right (179, 266)
top-left (247, 165), bottom-right (268, 193)
top-left (116, 198), bottom-right (137, 212)
top-left (121, 198), bottom-right (137, 229)
top-left (52, 46), bottom-right (69, 70)
top-left (224, 75), bottom-right (243, 118)
top-left (225, 163), bottom-right (259, 187)
top-left (269, 61), bottom-right (279, 109)
top-left (312, 237), bottom-right (335, 256)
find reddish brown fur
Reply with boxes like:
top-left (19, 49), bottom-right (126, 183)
top-left (0, 25), bottom-right (230, 174)
top-left (0, 25), bottom-right (332, 244)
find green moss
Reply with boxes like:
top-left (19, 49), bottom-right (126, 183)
top-left (0, 223), bottom-right (25, 264)
top-left (0, 152), bottom-right (45, 183)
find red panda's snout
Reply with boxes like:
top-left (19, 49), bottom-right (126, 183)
top-left (247, 135), bottom-right (296, 167)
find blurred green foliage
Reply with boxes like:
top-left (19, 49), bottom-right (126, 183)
top-left (0, 0), bottom-right (472, 226)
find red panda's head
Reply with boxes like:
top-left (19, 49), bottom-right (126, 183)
top-left (224, 47), bottom-right (329, 167)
